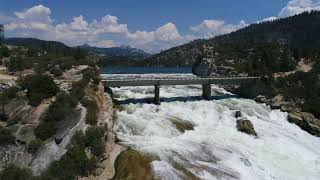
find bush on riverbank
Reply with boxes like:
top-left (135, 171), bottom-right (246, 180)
top-left (19, 74), bottom-right (59, 106)
top-left (0, 165), bottom-right (34, 180)
top-left (81, 98), bottom-right (98, 125)
top-left (34, 92), bottom-right (78, 141)
top-left (0, 86), bottom-right (20, 115)
top-left (270, 64), bottom-right (320, 118)
top-left (0, 128), bottom-right (15, 145)
top-left (41, 127), bottom-right (105, 179)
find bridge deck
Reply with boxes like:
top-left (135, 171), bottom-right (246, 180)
top-left (101, 76), bottom-right (259, 87)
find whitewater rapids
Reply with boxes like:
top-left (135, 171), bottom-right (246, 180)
top-left (111, 82), bottom-right (320, 179)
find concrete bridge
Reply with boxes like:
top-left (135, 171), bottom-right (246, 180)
top-left (101, 76), bottom-right (259, 104)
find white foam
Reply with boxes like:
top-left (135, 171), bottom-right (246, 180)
top-left (113, 84), bottom-right (320, 180)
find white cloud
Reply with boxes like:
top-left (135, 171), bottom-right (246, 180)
top-left (14, 4), bottom-right (52, 23)
top-left (1, 4), bottom-right (189, 52)
top-left (70, 15), bottom-right (88, 30)
top-left (279, 0), bottom-right (320, 17)
top-left (190, 19), bottom-right (248, 38)
top-left (7, 2), bottom-right (320, 53)
top-left (126, 23), bottom-right (186, 52)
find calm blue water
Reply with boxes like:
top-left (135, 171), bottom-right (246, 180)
top-left (100, 66), bottom-right (192, 74)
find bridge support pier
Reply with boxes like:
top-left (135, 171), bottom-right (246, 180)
top-left (154, 85), bottom-right (160, 105)
top-left (202, 84), bottom-right (211, 100)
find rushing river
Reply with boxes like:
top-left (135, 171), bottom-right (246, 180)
top-left (107, 73), bottom-right (320, 180)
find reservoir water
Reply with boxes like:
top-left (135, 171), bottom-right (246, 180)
top-left (100, 66), bottom-right (192, 74)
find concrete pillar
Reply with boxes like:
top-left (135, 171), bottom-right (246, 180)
top-left (154, 85), bottom-right (160, 105)
top-left (202, 84), bottom-right (211, 100)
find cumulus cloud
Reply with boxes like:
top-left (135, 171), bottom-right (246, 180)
top-left (279, 0), bottom-right (320, 17)
top-left (3, 4), bottom-right (188, 52)
top-left (190, 20), bottom-right (248, 38)
top-left (6, 1), bottom-right (320, 53)
top-left (14, 4), bottom-right (52, 25)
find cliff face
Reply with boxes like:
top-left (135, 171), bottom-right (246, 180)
top-left (0, 67), bottom-right (119, 177)
top-left (0, 97), bottom-right (51, 171)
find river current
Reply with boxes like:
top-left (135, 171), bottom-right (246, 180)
top-left (107, 73), bottom-right (320, 180)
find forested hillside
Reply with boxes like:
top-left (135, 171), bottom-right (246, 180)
top-left (4, 38), bottom-right (75, 56)
top-left (146, 11), bottom-right (320, 75)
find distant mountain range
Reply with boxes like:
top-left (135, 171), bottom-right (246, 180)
top-left (79, 44), bottom-right (150, 59)
top-left (3, 38), bottom-right (150, 61)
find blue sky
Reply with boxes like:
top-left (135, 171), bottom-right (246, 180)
top-left (1, 0), bottom-right (319, 52)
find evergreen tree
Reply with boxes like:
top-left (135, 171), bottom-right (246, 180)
top-left (0, 24), bottom-right (4, 44)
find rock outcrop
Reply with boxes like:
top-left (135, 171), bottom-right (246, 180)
top-left (192, 57), bottom-right (238, 77)
top-left (0, 98), bottom-right (51, 171)
top-left (236, 118), bottom-right (257, 136)
top-left (288, 112), bottom-right (320, 136)
top-left (255, 94), bottom-right (320, 136)
top-left (234, 111), bottom-right (242, 118)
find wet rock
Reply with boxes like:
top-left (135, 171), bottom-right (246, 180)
top-left (169, 117), bottom-right (194, 133)
top-left (281, 106), bottom-right (301, 113)
top-left (255, 95), bottom-right (267, 103)
top-left (113, 149), bottom-right (156, 180)
top-left (287, 113), bottom-right (303, 125)
top-left (270, 101), bottom-right (283, 109)
top-left (236, 118), bottom-right (257, 136)
top-left (287, 112), bottom-right (320, 136)
top-left (234, 111), bottom-right (242, 118)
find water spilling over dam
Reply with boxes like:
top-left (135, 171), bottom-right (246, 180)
top-left (109, 74), bottom-right (320, 179)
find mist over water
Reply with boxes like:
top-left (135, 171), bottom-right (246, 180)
top-left (111, 80), bottom-right (320, 179)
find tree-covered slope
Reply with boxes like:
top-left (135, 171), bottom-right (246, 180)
top-left (3, 38), bottom-right (74, 55)
top-left (146, 11), bottom-right (320, 73)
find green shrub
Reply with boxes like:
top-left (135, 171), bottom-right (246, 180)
top-left (86, 111), bottom-right (97, 125)
top-left (0, 165), bottom-right (34, 180)
top-left (46, 93), bottom-right (78, 122)
top-left (34, 121), bottom-right (58, 141)
top-left (71, 80), bottom-right (88, 100)
top-left (0, 128), bottom-right (15, 145)
top-left (42, 148), bottom-right (96, 180)
top-left (7, 57), bottom-right (24, 72)
top-left (85, 127), bottom-right (105, 157)
top-left (40, 127), bottom-right (105, 179)
top-left (19, 74), bottom-right (59, 106)
top-left (35, 92), bottom-right (78, 141)
top-left (4, 86), bottom-right (20, 99)
top-left (81, 98), bottom-right (98, 125)
top-left (28, 93), bottom-right (45, 107)
top-left (28, 139), bottom-right (43, 154)
top-left (0, 46), bottom-right (10, 58)
top-left (50, 67), bottom-right (63, 77)
top-left (0, 86), bottom-right (20, 113)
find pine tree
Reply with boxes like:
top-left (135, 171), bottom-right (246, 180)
top-left (0, 24), bottom-right (4, 44)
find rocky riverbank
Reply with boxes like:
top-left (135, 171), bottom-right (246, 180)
top-left (255, 94), bottom-right (320, 137)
